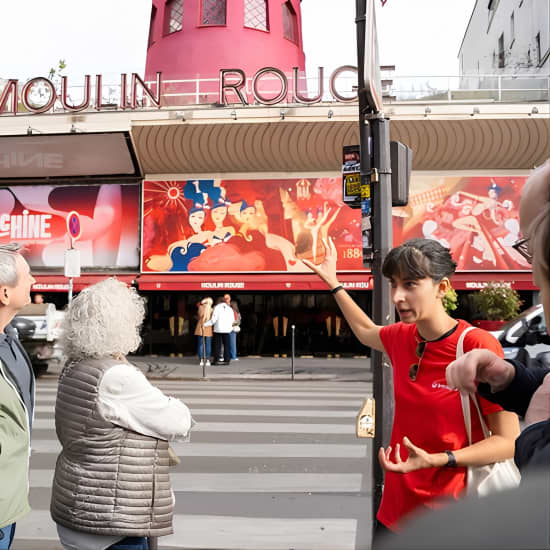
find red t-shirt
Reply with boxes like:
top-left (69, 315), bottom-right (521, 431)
top-left (377, 319), bottom-right (504, 530)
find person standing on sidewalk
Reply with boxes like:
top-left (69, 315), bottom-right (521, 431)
top-left (195, 297), bottom-right (213, 367)
top-left (51, 278), bottom-right (194, 550)
top-left (304, 237), bottom-right (519, 540)
top-left (229, 299), bottom-right (241, 361)
top-left (0, 243), bottom-right (36, 550)
top-left (205, 294), bottom-right (234, 365)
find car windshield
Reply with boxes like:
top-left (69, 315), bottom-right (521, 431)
top-left (499, 305), bottom-right (545, 332)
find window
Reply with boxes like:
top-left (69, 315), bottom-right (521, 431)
top-left (202, 0), bottom-right (226, 25)
top-left (498, 33), bottom-right (505, 68)
top-left (244, 0), bottom-right (269, 31)
top-left (148, 6), bottom-right (157, 48)
top-left (282, 1), bottom-right (298, 44)
top-left (536, 32), bottom-right (542, 64)
top-left (487, 0), bottom-right (500, 31)
top-left (510, 11), bottom-right (515, 46)
top-left (165, 0), bottom-right (183, 34)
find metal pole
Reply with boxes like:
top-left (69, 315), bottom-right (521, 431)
top-left (147, 536), bottom-right (158, 550)
top-left (355, 0), bottom-right (395, 535)
top-left (291, 324), bottom-right (295, 380)
top-left (68, 277), bottom-right (73, 305)
top-left (202, 332), bottom-right (206, 378)
top-left (369, 114), bottom-right (395, 528)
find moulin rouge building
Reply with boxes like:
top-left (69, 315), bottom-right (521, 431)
top-left (1, 0), bottom-right (548, 356)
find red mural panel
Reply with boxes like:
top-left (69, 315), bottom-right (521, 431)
top-left (141, 178), bottom-right (363, 273)
top-left (0, 183), bottom-right (140, 269)
top-left (393, 175), bottom-right (530, 271)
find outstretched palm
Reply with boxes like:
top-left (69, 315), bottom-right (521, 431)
top-left (302, 237), bottom-right (339, 288)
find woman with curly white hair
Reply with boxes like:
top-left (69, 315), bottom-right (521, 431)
top-left (50, 278), bottom-right (194, 550)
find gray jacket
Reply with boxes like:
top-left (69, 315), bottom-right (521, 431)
top-left (50, 358), bottom-right (173, 537)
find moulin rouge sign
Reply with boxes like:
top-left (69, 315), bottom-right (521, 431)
top-left (0, 66), bottom-right (358, 116)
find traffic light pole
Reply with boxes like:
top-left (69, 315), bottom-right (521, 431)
top-left (355, 0), bottom-right (395, 534)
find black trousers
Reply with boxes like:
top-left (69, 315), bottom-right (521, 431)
top-left (213, 332), bottom-right (231, 363)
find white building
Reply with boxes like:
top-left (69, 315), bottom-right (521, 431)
top-left (459, 0), bottom-right (549, 100)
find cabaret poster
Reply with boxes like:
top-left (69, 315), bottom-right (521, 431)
top-left (141, 178), bottom-right (363, 273)
top-left (0, 183), bottom-right (140, 269)
top-left (393, 175), bottom-right (530, 271)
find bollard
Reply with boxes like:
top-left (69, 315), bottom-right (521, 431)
top-left (201, 332), bottom-right (206, 378)
top-left (291, 324), bottom-right (296, 380)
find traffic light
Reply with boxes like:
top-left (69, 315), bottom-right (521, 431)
top-left (390, 141), bottom-right (412, 207)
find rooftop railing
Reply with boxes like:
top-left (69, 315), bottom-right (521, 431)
top-left (1, 72), bottom-right (549, 115)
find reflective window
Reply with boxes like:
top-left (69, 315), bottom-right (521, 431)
top-left (202, 0), bottom-right (226, 25)
top-left (245, 0), bottom-right (269, 32)
top-left (148, 6), bottom-right (157, 47)
top-left (166, 0), bottom-right (183, 34)
top-left (282, 1), bottom-right (298, 44)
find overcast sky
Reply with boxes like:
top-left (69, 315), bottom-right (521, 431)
top-left (0, 0), bottom-right (476, 81)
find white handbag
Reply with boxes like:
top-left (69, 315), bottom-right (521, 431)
top-left (457, 327), bottom-right (521, 497)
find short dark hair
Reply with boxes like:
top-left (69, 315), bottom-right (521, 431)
top-left (382, 238), bottom-right (457, 282)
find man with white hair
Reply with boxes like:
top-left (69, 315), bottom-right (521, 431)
top-left (0, 243), bottom-right (36, 550)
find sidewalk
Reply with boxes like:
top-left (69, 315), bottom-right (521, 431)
top-left (45, 355), bottom-right (372, 382)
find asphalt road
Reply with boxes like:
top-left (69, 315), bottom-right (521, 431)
top-left (14, 377), bottom-right (374, 550)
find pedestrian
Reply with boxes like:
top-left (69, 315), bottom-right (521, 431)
top-left (50, 278), bottom-right (194, 550)
top-left (0, 243), bottom-right (36, 550)
top-left (446, 160), bottom-right (550, 472)
top-left (229, 299), bottom-right (241, 361)
top-left (380, 166), bottom-right (550, 550)
top-left (205, 293), bottom-right (234, 365)
top-left (195, 296), bottom-right (213, 367)
top-left (304, 237), bottom-right (520, 539)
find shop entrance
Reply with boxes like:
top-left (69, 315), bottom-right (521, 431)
top-left (140, 291), bottom-right (371, 358)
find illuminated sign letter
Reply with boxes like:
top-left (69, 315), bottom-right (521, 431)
top-left (252, 67), bottom-right (288, 106)
top-left (293, 66), bottom-right (324, 104)
top-left (21, 77), bottom-right (57, 113)
top-left (131, 72), bottom-right (161, 109)
top-left (60, 75), bottom-right (91, 112)
top-left (0, 80), bottom-right (18, 115)
top-left (329, 65), bottom-right (358, 103)
top-left (95, 74), bottom-right (103, 110)
top-left (120, 73), bottom-right (128, 110)
top-left (219, 69), bottom-right (248, 106)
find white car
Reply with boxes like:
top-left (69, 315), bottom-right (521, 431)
top-left (490, 304), bottom-right (550, 364)
top-left (14, 303), bottom-right (65, 375)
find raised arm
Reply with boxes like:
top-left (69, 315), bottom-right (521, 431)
top-left (302, 237), bottom-right (385, 352)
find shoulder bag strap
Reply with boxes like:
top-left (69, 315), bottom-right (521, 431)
top-left (456, 326), bottom-right (477, 445)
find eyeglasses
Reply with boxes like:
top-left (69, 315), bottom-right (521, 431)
top-left (409, 340), bottom-right (427, 382)
top-left (512, 237), bottom-right (532, 264)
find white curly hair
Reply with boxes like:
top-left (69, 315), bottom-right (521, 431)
top-left (61, 277), bottom-right (146, 360)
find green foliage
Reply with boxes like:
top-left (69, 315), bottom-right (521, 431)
top-left (473, 282), bottom-right (522, 321)
top-left (443, 287), bottom-right (458, 315)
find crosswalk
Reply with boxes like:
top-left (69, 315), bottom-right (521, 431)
top-left (15, 378), bottom-right (373, 550)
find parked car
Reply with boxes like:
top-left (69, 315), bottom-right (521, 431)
top-left (490, 304), bottom-right (550, 368)
top-left (11, 303), bottom-right (65, 376)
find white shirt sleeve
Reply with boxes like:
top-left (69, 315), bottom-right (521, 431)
top-left (97, 363), bottom-right (195, 442)
top-left (204, 306), bottom-right (218, 327)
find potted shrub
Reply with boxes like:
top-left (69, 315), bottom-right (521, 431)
top-left (471, 282), bottom-right (522, 331)
top-left (443, 287), bottom-right (458, 316)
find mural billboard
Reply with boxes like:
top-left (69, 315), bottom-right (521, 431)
top-left (0, 183), bottom-right (140, 269)
top-left (141, 178), bottom-right (363, 273)
top-left (393, 175), bottom-right (530, 271)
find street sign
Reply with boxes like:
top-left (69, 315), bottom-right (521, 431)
top-left (363, 0), bottom-right (383, 113)
top-left (342, 145), bottom-right (361, 207)
top-left (64, 248), bottom-right (81, 278)
top-left (66, 211), bottom-right (81, 241)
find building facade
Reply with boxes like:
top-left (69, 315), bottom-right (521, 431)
top-left (459, 0), bottom-right (549, 99)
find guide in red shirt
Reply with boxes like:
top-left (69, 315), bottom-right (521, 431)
top-left (304, 238), bottom-right (520, 537)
